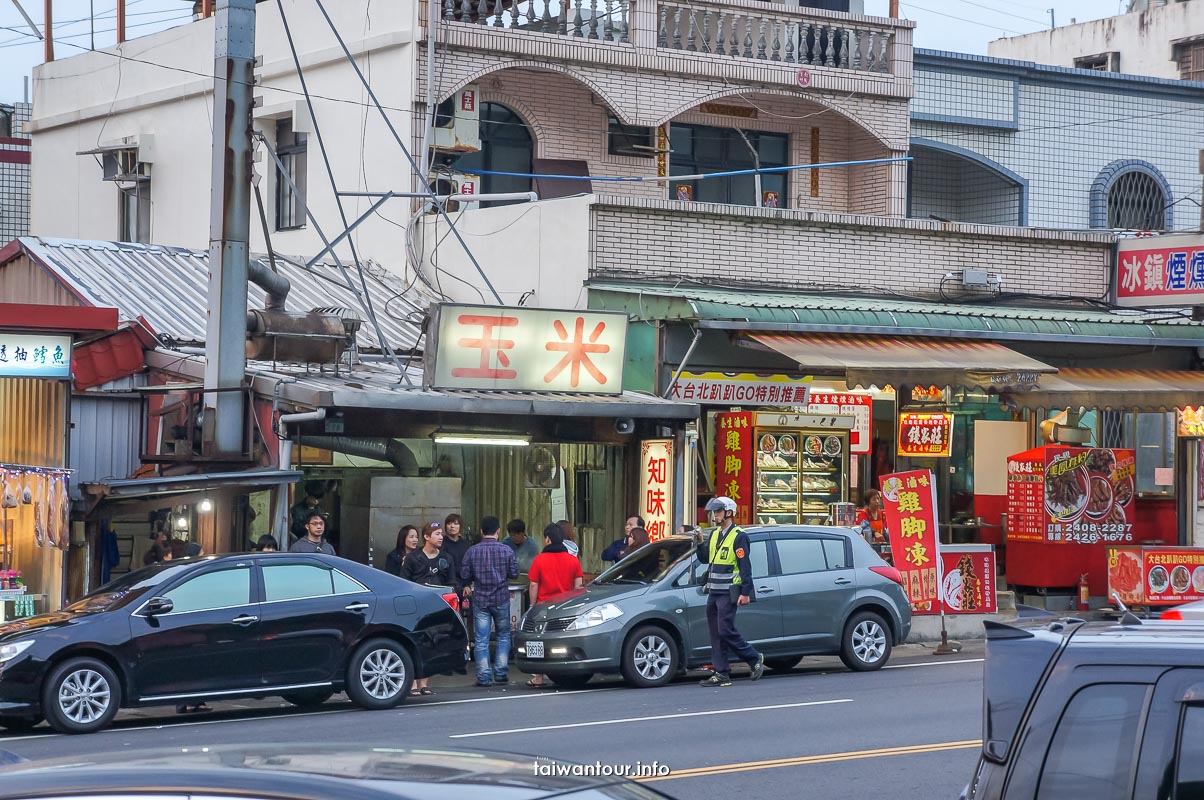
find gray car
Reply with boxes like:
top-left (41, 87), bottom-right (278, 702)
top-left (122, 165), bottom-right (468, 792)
top-left (514, 526), bottom-right (912, 689)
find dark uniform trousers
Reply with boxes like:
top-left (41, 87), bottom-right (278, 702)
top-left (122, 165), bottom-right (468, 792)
top-left (706, 587), bottom-right (760, 674)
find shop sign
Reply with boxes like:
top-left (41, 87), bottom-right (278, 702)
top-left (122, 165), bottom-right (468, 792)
top-left (1116, 233), bottom-right (1204, 308)
top-left (670, 372), bottom-right (811, 405)
top-left (639, 439), bottom-right (674, 541)
top-left (426, 305), bottom-right (627, 394)
top-left (0, 333), bottom-right (72, 378)
top-left (754, 412), bottom-right (853, 429)
top-left (808, 392), bottom-right (872, 454)
top-left (1008, 446), bottom-right (1136, 545)
top-left (912, 546), bottom-right (997, 616)
top-left (879, 469), bottom-right (941, 605)
top-left (716, 412), bottom-right (754, 526)
top-left (1108, 546), bottom-right (1204, 606)
top-left (1178, 407), bottom-right (1204, 438)
top-left (897, 412), bottom-right (953, 458)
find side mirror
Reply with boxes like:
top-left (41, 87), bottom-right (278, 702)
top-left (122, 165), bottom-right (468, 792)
top-left (144, 597), bottom-right (174, 616)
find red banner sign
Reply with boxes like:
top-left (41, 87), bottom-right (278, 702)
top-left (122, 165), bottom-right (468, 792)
top-left (639, 439), bottom-right (673, 541)
top-left (716, 412), bottom-right (754, 526)
top-left (1116, 234), bottom-right (1204, 308)
top-left (808, 392), bottom-right (872, 454)
top-left (880, 469), bottom-right (940, 605)
top-left (912, 547), bottom-right (997, 616)
top-left (1108, 546), bottom-right (1204, 606)
top-left (897, 412), bottom-right (953, 458)
top-left (1007, 446), bottom-right (1136, 545)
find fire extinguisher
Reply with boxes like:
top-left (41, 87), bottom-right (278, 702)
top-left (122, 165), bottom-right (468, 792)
top-left (1078, 573), bottom-right (1090, 612)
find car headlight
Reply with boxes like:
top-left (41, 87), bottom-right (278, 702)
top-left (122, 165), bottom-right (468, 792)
top-left (0, 640), bottom-right (34, 664)
top-left (567, 603), bottom-right (623, 630)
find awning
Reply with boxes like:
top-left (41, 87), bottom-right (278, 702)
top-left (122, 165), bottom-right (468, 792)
top-left (587, 281), bottom-right (1204, 347)
top-left (1009, 369), bottom-right (1204, 412)
top-left (743, 332), bottom-right (1056, 391)
top-left (81, 469), bottom-right (305, 501)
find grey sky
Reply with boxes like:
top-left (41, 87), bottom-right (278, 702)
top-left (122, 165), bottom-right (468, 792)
top-left (0, 0), bottom-right (1125, 105)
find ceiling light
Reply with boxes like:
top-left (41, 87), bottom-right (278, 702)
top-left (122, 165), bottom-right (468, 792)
top-left (176, 516), bottom-right (188, 529)
top-left (433, 433), bottom-right (531, 447)
top-left (199, 498), bottom-right (212, 513)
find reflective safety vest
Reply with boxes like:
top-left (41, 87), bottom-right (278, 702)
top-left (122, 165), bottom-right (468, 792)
top-left (706, 525), bottom-right (745, 593)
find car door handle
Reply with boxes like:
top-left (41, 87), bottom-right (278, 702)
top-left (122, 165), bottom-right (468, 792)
top-left (834, 578), bottom-right (853, 586)
top-left (756, 586), bottom-right (776, 594)
top-left (345, 602), bottom-right (370, 612)
top-left (231, 614), bottom-right (259, 625)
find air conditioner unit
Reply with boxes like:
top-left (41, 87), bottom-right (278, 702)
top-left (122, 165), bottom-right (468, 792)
top-left (428, 171), bottom-right (480, 211)
top-left (431, 84), bottom-right (481, 153)
top-left (101, 149), bottom-right (148, 183)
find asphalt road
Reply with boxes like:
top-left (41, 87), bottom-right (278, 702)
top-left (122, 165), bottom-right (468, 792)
top-left (0, 645), bottom-right (986, 800)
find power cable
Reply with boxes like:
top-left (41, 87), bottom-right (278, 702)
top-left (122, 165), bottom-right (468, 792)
top-left (901, 1), bottom-right (1024, 35)
top-left (947, 0), bottom-right (1048, 27)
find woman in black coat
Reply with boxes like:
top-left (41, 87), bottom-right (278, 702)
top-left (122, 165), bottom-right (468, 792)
top-left (401, 522), bottom-right (453, 695)
top-left (385, 525), bottom-right (419, 576)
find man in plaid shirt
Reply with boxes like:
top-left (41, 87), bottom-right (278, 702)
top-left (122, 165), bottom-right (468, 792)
top-left (461, 516), bottom-right (520, 686)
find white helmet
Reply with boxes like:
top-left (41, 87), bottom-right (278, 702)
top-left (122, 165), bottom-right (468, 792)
top-left (704, 496), bottom-right (738, 514)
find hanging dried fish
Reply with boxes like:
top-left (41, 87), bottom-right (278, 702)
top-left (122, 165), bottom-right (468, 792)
top-left (58, 475), bottom-right (72, 551)
top-left (44, 475), bottom-right (58, 548)
top-left (33, 474), bottom-right (45, 548)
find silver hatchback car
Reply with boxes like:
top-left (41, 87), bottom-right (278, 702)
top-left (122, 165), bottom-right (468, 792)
top-left (514, 526), bottom-right (912, 689)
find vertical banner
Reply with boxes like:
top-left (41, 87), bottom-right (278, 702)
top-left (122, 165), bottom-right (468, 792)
top-left (880, 469), bottom-right (941, 605)
top-left (716, 412), bottom-right (755, 526)
top-left (640, 439), bottom-right (674, 541)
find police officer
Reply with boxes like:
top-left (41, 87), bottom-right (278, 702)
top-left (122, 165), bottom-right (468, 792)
top-left (695, 496), bottom-right (765, 687)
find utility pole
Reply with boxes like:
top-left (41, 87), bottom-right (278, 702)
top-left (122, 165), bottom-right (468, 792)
top-left (203, 0), bottom-right (255, 457)
top-left (1047, 8), bottom-right (1055, 28)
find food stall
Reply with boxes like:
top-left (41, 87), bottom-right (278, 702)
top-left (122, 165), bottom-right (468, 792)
top-left (1005, 445), bottom-right (1172, 595)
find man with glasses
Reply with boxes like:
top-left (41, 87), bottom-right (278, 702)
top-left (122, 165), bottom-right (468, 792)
top-left (288, 510), bottom-right (336, 555)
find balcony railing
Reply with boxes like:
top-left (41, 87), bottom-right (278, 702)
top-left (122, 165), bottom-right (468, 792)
top-left (437, 0), bottom-right (898, 74)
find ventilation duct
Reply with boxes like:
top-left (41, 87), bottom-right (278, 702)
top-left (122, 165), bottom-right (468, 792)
top-left (302, 436), bottom-right (419, 475)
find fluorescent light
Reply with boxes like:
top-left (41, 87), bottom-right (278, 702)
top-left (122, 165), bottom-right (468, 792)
top-left (433, 433), bottom-right (531, 447)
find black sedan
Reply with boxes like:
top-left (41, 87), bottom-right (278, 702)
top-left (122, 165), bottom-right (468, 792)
top-left (0, 553), bottom-right (467, 734)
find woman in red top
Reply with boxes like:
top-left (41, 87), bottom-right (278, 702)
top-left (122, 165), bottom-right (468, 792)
top-left (526, 523), bottom-right (584, 688)
top-left (856, 489), bottom-right (889, 546)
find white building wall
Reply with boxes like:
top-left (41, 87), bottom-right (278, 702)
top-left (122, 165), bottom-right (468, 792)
top-left (987, 1), bottom-right (1204, 78)
top-left (30, 0), bottom-right (417, 269)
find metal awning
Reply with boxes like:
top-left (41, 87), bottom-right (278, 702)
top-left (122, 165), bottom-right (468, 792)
top-left (1010, 369), bottom-right (1204, 412)
top-left (742, 332), bottom-right (1056, 390)
top-left (81, 469), bottom-right (305, 500)
top-left (586, 281), bottom-right (1204, 347)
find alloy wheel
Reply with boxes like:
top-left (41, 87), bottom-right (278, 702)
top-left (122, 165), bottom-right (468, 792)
top-left (852, 619), bottom-right (887, 663)
top-left (633, 634), bottom-right (672, 681)
top-left (360, 648), bottom-right (406, 700)
top-left (58, 668), bottom-right (112, 725)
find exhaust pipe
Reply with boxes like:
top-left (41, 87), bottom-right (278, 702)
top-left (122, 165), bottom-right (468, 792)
top-left (302, 436), bottom-right (419, 476)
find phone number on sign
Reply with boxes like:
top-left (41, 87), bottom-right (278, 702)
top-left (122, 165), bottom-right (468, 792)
top-left (1048, 523), bottom-right (1134, 545)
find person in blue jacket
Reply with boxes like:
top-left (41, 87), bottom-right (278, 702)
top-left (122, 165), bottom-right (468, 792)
top-left (601, 515), bottom-right (643, 564)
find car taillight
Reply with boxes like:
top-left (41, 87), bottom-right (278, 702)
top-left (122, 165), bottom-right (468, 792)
top-left (442, 592), bottom-right (461, 613)
top-left (869, 565), bottom-right (904, 586)
top-left (1162, 609), bottom-right (1183, 620)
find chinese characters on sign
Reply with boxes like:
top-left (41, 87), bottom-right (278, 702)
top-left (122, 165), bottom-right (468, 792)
top-left (639, 440), bottom-right (674, 541)
top-left (1108, 546), bottom-right (1204, 606)
top-left (0, 333), bottom-right (72, 379)
top-left (911, 547), bottom-right (998, 616)
top-left (1116, 234), bottom-right (1204, 308)
top-left (896, 413), bottom-right (953, 458)
top-left (427, 305), bottom-right (627, 394)
top-left (670, 372), bottom-right (811, 406)
top-left (716, 412), bottom-right (754, 526)
top-left (1008, 446), bottom-right (1137, 545)
top-left (808, 392), bottom-right (872, 454)
top-left (880, 469), bottom-right (941, 605)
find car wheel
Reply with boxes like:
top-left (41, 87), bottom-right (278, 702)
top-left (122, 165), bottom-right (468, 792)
top-left (281, 689), bottom-right (335, 708)
top-left (42, 658), bottom-right (122, 734)
top-left (546, 673), bottom-right (594, 690)
top-left (764, 656), bottom-right (801, 672)
top-left (0, 714), bottom-right (42, 732)
top-left (839, 611), bottom-right (892, 672)
top-left (620, 625), bottom-right (679, 689)
top-left (346, 638), bottom-right (413, 710)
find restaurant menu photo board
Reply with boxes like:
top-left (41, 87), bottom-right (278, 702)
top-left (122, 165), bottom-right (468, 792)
top-left (1006, 446), bottom-right (1136, 545)
top-left (1108, 547), bottom-right (1204, 606)
top-left (911, 546), bottom-right (998, 616)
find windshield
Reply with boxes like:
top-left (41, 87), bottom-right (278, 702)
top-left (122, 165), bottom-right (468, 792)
top-left (594, 539), bottom-right (695, 586)
top-left (66, 562), bottom-right (194, 613)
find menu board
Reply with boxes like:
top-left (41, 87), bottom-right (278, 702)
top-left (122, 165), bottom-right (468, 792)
top-left (1108, 546), bottom-right (1204, 606)
top-left (1006, 446), bottom-right (1136, 545)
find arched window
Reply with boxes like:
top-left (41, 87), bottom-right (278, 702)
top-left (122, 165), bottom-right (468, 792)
top-left (453, 103), bottom-right (533, 208)
top-left (1106, 171), bottom-right (1166, 230)
top-left (1090, 160), bottom-right (1173, 231)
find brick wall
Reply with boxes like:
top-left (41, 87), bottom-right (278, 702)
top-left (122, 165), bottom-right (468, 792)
top-left (589, 194), bottom-right (1113, 297)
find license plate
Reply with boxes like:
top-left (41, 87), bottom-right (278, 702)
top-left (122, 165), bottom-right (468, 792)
top-left (526, 640), bottom-right (545, 659)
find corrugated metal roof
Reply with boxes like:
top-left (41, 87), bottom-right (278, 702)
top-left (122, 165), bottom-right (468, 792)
top-left (16, 237), bottom-right (435, 352)
top-left (146, 350), bottom-right (698, 420)
top-left (587, 281), bottom-right (1204, 345)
